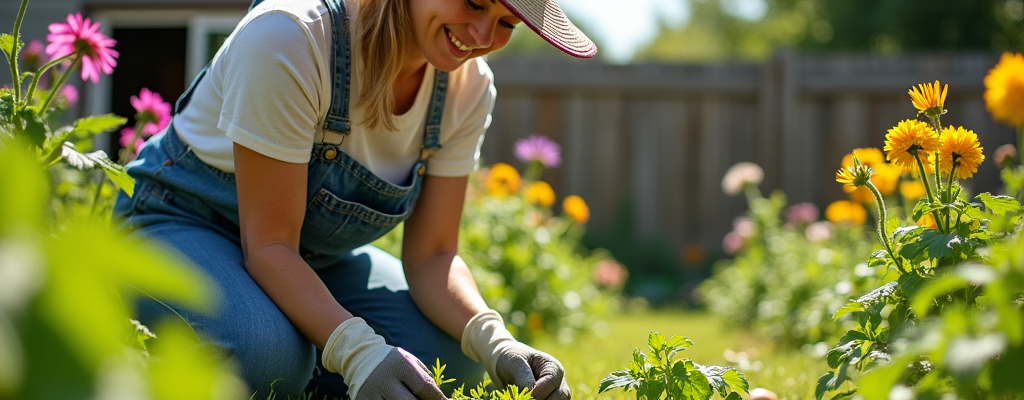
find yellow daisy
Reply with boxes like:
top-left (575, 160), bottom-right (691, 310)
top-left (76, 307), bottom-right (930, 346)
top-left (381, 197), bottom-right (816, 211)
top-left (983, 52), bottom-right (1024, 127)
top-left (937, 126), bottom-right (985, 179)
top-left (909, 81), bottom-right (948, 117)
top-left (884, 119), bottom-right (940, 172)
top-left (485, 163), bottom-right (522, 197)
top-left (825, 200), bottom-right (867, 226)
top-left (562, 195), bottom-right (590, 224)
top-left (524, 181), bottom-right (556, 207)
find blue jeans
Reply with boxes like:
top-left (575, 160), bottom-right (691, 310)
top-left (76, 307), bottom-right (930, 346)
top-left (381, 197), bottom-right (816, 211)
top-left (114, 128), bottom-right (481, 398)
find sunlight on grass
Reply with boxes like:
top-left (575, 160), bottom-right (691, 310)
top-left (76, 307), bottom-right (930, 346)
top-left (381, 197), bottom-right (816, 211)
top-left (532, 309), bottom-right (825, 400)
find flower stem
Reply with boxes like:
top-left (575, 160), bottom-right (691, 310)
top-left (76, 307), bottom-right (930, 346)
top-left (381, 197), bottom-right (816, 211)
top-left (120, 122), bottom-right (148, 165)
top-left (930, 116), bottom-right (943, 196)
top-left (25, 55), bottom-right (74, 106)
top-left (39, 56), bottom-right (80, 112)
top-left (8, 0), bottom-right (30, 102)
top-left (866, 181), bottom-right (905, 274)
top-left (914, 153), bottom-right (946, 232)
top-left (945, 164), bottom-right (957, 231)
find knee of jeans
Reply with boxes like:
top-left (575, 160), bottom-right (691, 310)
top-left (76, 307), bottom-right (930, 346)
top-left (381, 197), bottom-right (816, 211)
top-left (224, 319), bottom-right (315, 397)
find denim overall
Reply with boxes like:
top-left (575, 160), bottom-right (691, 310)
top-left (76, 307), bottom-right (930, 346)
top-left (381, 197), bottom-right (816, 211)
top-left (112, 0), bottom-right (481, 396)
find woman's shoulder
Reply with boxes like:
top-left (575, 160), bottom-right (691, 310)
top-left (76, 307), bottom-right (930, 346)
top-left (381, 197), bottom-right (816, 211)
top-left (449, 57), bottom-right (496, 98)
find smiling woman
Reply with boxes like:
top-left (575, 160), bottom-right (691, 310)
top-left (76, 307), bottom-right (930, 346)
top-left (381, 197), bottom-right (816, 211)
top-left (110, 0), bottom-right (597, 398)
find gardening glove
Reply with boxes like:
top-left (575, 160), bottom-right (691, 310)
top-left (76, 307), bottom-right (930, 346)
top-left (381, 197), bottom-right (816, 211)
top-left (322, 317), bottom-right (447, 400)
top-left (461, 310), bottom-right (571, 400)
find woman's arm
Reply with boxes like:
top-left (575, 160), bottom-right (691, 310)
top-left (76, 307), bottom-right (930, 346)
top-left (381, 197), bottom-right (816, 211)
top-left (234, 143), bottom-right (351, 349)
top-left (401, 175), bottom-right (488, 340)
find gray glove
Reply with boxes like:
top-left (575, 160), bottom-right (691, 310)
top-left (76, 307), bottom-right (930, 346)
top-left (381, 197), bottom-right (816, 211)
top-left (462, 310), bottom-right (571, 400)
top-left (323, 317), bottom-right (447, 400)
top-left (356, 347), bottom-right (448, 400)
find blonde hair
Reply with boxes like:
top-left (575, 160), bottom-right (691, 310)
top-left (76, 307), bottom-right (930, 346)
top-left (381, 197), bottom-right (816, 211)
top-left (357, 0), bottom-right (413, 132)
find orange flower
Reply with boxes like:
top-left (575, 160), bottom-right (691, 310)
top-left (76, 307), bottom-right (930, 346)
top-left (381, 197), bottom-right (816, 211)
top-left (983, 52), bottom-right (1024, 127)
top-left (524, 181), bottom-right (556, 207)
top-left (884, 119), bottom-right (940, 173)
top-left (937, 126), bottom-right (985, 179)
top-left (485, 163), bottom-right (522, 197)
top-left (825, 200), bottom-right (867, 225)
top-left (562, 195), bottom-right (590, 224)
top-left (909, 81), bottom-right (948, 117)
top-left (917, 214), bottom-right (938, 230)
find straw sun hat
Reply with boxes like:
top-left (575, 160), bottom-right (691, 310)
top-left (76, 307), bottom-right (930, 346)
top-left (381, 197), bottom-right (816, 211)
top-left (495, 0), bottom-right (597, 58)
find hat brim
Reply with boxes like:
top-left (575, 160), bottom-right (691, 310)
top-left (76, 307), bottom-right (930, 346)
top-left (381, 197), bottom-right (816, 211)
top-left (495, 0), bottom-right (597, 59)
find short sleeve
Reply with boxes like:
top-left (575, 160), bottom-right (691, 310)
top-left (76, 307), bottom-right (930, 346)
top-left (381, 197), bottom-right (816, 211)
top-left (426, 60), bottom-right (497, 177)
top-left (216, 12), bottom-right (324, 163)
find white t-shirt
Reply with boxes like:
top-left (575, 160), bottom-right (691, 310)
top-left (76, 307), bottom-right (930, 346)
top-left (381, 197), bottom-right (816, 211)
top-left (172, 0), bottom-right (496, 183)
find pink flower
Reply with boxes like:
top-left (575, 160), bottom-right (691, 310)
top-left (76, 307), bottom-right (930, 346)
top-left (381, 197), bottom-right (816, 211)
top-left (805, 221), bottom-right (834, 243)
top-left (593, 259), bottom-right (628, 290)
top-left (784, 202), bottom-right (819, 226)
top-left (130, 88), bottom-right (172, 136)
top-left (722, 231), bottom-right (745, 255)
top-left (515, 135), bottom-right (562, 168)
top-left (59, 85), bottom-right (78, 105)
top-left (20, 40), bottom-right (48, 69)
top-left (119, 127), bottom-right (144, 153)
top-left (46, 13), bottom-right (119, 83)
top-left (721, 162), bottom-right (764, 195)
top-left (732, 216), bottom-right (756, 238)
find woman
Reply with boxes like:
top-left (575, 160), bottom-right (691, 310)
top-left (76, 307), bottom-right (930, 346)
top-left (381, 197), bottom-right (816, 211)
top-left (114, 0), bottom-right (596, 397)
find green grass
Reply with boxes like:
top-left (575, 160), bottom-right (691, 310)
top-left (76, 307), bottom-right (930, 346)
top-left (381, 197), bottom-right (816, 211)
top-left (531, 309), bottom-right (827, 400)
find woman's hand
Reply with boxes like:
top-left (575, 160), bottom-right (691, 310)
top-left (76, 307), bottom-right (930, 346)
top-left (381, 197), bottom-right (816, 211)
top-left (461, 310), bottom-right (571, 400)
top-left (322, 317), bottom-right (447, 400)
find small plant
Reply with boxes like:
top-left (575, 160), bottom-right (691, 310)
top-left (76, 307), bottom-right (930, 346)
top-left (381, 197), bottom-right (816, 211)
top-left (598, 332), bottom-right (749, 400)
top-left (430, 359), bottom-right (531, 400)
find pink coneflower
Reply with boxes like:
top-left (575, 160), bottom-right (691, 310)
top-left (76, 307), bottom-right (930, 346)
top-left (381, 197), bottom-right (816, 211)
top-left (721, 162), bottom-right (764, 196)
top-left (722, 231), bottom-right (745, 255)
top-left (59, 85), bottom-right (78, 105)
top-left (20, 40), bottom-right (48, 70)
top-left (46, 13), bottom-right (119, 83)
top-left (130, 88), bottom-right (172, 135)
top-left (514, 135), bottom-right (562, 168)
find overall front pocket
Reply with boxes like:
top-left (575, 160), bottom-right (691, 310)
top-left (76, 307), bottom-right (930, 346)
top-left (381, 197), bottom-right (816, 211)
top-left (300, 187), bottom-right (412, 256)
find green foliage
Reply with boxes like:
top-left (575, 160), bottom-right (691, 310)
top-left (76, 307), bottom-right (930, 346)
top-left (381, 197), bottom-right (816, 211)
top-left (1, 2), bottom-right (245, 398)
top-left (431, 359), bottom-right (533, 400)
top-left (598, 332), bottom-right (748, 400)
top-left (698, 189), bottom-right (877, 347)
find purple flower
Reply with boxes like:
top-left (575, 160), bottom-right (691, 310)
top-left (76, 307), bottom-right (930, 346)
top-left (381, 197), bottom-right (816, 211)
top-left (784, 202), bottom-right (819, 225)
top-left (515, 135), bottom-right (561, 168)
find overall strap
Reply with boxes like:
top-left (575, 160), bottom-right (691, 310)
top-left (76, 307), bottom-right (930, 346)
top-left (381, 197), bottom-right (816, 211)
top-left (419, 69), bottom-right (448, 161)
top-left (321, 0), bottom-right (352, 138)
top-left (174, 0), bottom-right (266, 114)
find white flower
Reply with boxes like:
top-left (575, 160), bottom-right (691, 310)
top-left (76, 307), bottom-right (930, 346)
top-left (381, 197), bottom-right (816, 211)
top-left (721, 162), bottom-right (764, 195)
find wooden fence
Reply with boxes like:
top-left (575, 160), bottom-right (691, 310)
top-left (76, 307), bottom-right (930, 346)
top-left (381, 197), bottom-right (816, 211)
top-left (481, 52), bottom-right (1018, 256)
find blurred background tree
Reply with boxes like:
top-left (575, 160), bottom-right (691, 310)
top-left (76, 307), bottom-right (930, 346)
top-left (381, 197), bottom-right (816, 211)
top-left (633, 0), bottom-right (1024, 63)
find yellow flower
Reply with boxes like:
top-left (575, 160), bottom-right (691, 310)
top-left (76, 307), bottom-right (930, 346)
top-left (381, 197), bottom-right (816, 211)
top-left (825, 200), bottom-right (867, 226)
top-left (562, 195), bottom-right (590, 224)
top-left (524, 181), bottom-right (556, 207)
top-left (485, 163), bottom-right (522, 197)
top-left (937, 126), bottom-right (985, 179)
top-left (900, 180), bottom-right (927, 200)
top-left (909, 81), bottom-right (948, 117)
top-left (844, 162), bottom-right (902, 203)
top-left (984, 52), bottom-right (1024, 127)
top-left (917, 214), bottom-right (938, 230)
top-left (884, 119), bottom-right (940, 172)
top-left (847, 186), bottom-right (874, 204)
top-left (841, 148), bottom-right (885, 168)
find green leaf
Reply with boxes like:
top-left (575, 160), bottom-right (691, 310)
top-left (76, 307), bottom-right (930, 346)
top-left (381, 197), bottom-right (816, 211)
top-left (722, 368), bottom-right (749, 394)
top-left (102, 163), bottom-right (135, 198)
top-left (898, 240), bottom-right (926, 262)
top-left (723, 392), bottom-right (743, 400)
top-left (839, 329), bottom-right (870, 343)
top-left (976, 193), bottom-right (1022, 216)
top-left (826, 341), bottom-right (861, 369)
top-left (815, 372), bottom-right (834, 400)
top-left (856, 354), bottom-right (915, 400)
top-left (945, 334), bottom-right (1007, 379)
top-left (829, 389), bottom-right (858, 400)
top-left (59, 143), bottom-right (135, 196)
top-left (0, 34), bottom-right (20, 58)
top-left (17, 107), bottom-right (48, 148)
top-left (911, 274), bottom-right (969, 317)
top-left (920, 230), bottom-right (960, 259)
top-left (599, 370), bottom-right (637, 393)
top-left (833, 301), bottom-right (865, 319)
top-left (665, 335), bottom-right (693, 353)
top-left (676, 360), bottom-right (712, 400)
top-left (69, 114), bottom-right (127, 139)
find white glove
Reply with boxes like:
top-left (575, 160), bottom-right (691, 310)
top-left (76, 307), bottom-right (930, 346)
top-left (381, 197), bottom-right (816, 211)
top-left (461, 310), bottom-right (570, 400)
top-left (322, 317), bottom-right (446, 400)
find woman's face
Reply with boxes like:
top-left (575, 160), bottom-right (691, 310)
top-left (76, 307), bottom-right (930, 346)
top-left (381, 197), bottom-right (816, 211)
top-left (408, 0), bottom-right (521, 71)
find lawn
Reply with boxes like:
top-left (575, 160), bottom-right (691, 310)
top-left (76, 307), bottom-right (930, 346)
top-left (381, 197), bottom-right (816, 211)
top-left (530, 309), bottom-right (825, 400)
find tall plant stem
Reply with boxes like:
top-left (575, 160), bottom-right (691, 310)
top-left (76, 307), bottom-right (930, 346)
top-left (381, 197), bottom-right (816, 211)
top-left (39, 56), bottom-right (80, 112)
top-left (929, 115), bottom-right (944, 197)
top-left (914, 153), bottom-right (946, 232)
top-left (120, 122), bottom-right (148, 165)
top-left (9, 0), bottom-right (31, 102)
top-left (945, 164), bottom-right (957, 231)
top-left (25, 55), bottom-right (74, 106)
top-left (867, 181), bottom-right (905, 274)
